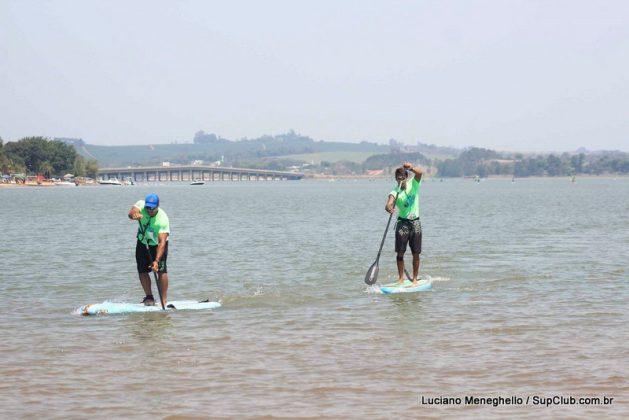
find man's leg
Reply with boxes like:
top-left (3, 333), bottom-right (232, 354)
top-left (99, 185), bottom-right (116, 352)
top-left (395, 220), bottom-right (410, 283)
top-left (139, 272), bottom-right (155, 305)
top-left (396, 253), bottom-right (405, 283)
top-left (136, 241), bottom-right (154, 304)
top-left (139, 272), bottom-right (152, 297)
top-left (412, 253), bottom-right (420, 284)
top-left (410, 221), bottom-right (422, 284)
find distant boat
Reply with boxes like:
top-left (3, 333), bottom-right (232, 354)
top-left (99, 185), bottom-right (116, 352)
top-left (99, 177), bottom-right (122, 186)
top-left (123, 177), bottom-right (135, 186)
top-left (190, 180), bottom-right (205, 185)
top-left (54, 181), bottom-right (76, 187)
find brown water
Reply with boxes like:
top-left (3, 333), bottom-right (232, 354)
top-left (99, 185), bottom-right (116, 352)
top-left (1, 178), bottom-right (627, 418)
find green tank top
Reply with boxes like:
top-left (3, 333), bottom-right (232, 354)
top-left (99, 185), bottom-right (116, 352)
top-left (389, 178), bottom-right (421, 220)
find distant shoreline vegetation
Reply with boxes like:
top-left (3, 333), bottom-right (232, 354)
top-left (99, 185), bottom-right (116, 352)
top-left (434, 147), bottom-right (629, 178)
top-left (1, 136), bottom-right (99, 178)
top-left (2, 132), bottom-right (628, 178)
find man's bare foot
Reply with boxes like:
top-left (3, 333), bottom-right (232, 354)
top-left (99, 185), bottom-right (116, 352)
top-left (397, 278), bottom-right (405, 284)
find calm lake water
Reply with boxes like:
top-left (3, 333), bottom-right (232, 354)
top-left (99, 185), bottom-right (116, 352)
top-left (1, 178), bottom-right (627, 418)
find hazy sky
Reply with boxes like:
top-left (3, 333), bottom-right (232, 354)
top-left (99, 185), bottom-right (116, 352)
top-left (1, 0), bottom-right (628, 151)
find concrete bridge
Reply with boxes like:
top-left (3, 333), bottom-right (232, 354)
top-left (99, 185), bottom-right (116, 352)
top-left (98, 165), bottom-right (305, 182)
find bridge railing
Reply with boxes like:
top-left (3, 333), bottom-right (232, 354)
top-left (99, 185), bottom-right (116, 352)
top-left (97, 165), bottom-right (305, 182)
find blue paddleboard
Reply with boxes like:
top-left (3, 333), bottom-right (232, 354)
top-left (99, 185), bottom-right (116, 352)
top-left (78, 300), bottom-right (221, 315)
top-left (378, 279), bottom-right (432, 294)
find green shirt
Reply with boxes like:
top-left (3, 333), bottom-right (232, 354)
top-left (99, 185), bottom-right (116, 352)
top-left (135, 200), bottom-right (170, 246)
top-left (389, 178), bottom-right (421, 220)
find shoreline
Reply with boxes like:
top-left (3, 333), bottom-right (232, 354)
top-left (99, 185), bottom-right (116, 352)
top-left (1, 173), bottom-right (626, 187)
top-left (0, 182), bottom-right (98, 188)
top-left (305, 173), bottom-right (629, 180)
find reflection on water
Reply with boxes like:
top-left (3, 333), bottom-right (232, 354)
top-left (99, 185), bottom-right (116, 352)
top-left (386, 293), bottom-right (430, 315)
top-left (124, 312), bottom-right (175, 343)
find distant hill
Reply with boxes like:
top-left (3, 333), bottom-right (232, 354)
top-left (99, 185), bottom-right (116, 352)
top-left (51, 135), bottom-right (629, 176)
top-left (57, 132), bottom-right (459, 167)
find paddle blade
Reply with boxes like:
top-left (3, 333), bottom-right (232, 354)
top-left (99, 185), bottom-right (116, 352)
top-left (364, 262), bottom-right (379, 285)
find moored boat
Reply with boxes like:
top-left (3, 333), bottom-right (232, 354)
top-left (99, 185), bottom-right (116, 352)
top-left (99, 177), bottom-right (122, 185)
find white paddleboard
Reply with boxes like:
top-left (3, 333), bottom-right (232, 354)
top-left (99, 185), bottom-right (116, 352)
top-left (78, 299), bottom-right (221, 315)
top-left (378, 279), bottom-right (432, 294)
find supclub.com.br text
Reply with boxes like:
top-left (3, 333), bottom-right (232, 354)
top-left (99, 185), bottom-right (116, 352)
top-left (420, 395), bottom-right (615, 407)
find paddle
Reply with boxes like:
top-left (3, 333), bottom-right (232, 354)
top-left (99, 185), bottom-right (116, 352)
top-left (402, 169), bottom-right (414, 281)
top-left (138, 220), bottom-right (166, 310)
top-left (365, 179), bottom-right (405, 285)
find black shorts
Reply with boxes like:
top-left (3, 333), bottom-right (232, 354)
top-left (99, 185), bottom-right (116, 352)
top-left (395, 218), bottom-right (422, 254)
top-left (135, 240), bottom-right (168, 273)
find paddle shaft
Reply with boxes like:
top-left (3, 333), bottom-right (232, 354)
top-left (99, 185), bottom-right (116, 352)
top-left (138, 220), bottom-right (166, 310)
top-left (374, 185), bottom-right (403, 264)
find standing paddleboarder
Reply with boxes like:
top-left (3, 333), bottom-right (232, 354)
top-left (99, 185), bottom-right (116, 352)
top-left (128, 193), bottom-right (171, 307)
top-left (385, 162), bottom-right (424, 285)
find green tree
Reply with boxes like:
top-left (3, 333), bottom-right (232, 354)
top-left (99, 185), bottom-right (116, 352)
top-left (571, 153), bottom-right (585, 172)
top-left (0, 138), bottom-right (7, 173)
top-left (73, 155), bottom-right (87, 177)
top-left (526, 157), bottom-right (545, 176)
top-left (39, 161), bottom-right (54, 178)
top-left (4, 137), bottom-right (77, 176)
top-left (0, 146), bottom-right (24, 174)
top-left (47, 140), bottom-right (77, 174)
top-left (85, 159), bottom-right (99, 178)
top-left (546, 154), bottom-right (562, 176)
top-left (514, 160), bottom-right (527, 177)
top-left (436, 158), bottom-right (463, 177)
top-left (363, 152), bottom-right (430, 171)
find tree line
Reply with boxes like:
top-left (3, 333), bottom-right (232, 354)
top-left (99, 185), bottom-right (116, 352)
top-left (435, 147), bottom-right (629, 177)
top-left (0, 136), bottom-right (99, 177)
top-left (289, 147), bottom-right (629, 177)
top-left (3, 135), bottom-right (627, 178)
top-left (222, 147), bottom-right (629, 177)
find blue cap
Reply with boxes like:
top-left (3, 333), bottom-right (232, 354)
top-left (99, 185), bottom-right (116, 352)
top-left (145, 193), bottom-right (159, 209)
